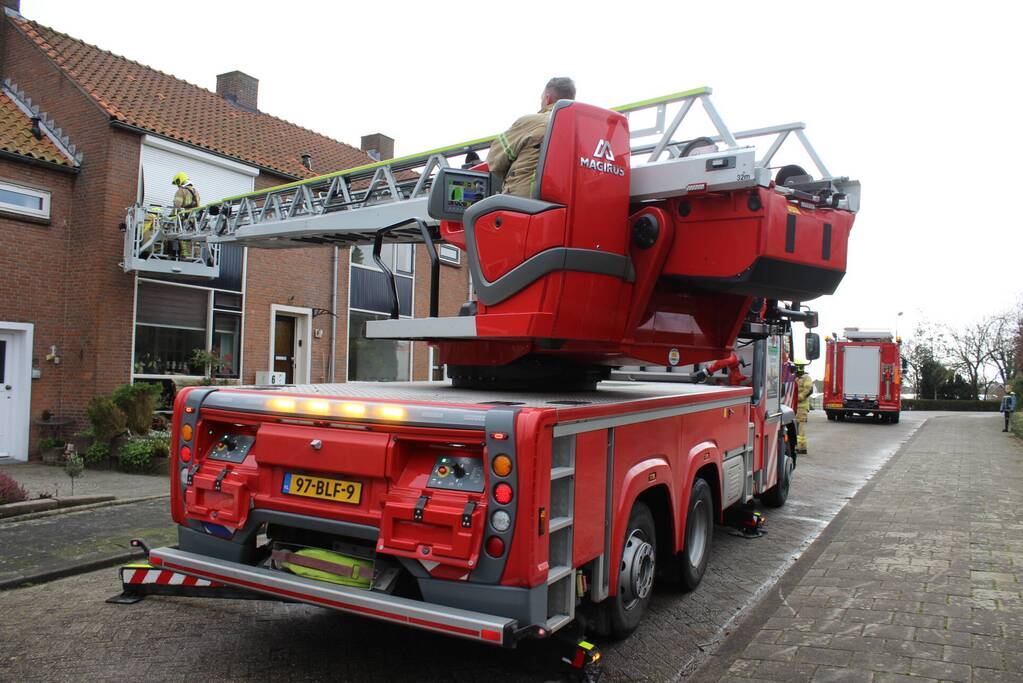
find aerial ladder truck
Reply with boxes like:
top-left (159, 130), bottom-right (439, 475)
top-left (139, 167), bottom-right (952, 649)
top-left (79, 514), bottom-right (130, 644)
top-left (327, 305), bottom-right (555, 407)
top-left (117, 87), bottom-right (859, 668)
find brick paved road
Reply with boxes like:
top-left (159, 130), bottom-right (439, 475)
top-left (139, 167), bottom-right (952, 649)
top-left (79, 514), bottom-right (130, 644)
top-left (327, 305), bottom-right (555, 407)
top-left (0, 412), bottom-right (928, 682)
top-left (696, 413), bottom-right (1023, 683)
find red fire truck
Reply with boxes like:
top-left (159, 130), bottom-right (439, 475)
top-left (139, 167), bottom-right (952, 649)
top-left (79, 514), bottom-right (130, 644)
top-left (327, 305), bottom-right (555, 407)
top-left (123, 90), bottom-right (857, 660)
top-left (823, 329), bottom-right (903, 423)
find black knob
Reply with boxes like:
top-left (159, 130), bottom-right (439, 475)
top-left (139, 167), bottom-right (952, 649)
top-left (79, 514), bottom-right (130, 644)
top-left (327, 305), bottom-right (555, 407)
top-left (453, 463), bottom-right (467, 478)
top-left (219, 434), bottom-right (238, 450)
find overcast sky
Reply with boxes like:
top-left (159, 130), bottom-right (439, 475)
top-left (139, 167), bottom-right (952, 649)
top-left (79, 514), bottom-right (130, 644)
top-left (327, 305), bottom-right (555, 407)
top-left (26, 1), bottom-right (1023, 363)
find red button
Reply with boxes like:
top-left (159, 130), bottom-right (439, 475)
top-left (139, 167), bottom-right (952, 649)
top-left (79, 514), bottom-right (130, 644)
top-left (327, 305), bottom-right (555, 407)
top-left (438, 466), bottom-right (449, 477)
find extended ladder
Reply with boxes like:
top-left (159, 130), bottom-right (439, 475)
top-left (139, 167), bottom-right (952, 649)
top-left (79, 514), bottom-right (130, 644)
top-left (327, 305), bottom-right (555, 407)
top-left (122, 87), bottom-right (860, 277)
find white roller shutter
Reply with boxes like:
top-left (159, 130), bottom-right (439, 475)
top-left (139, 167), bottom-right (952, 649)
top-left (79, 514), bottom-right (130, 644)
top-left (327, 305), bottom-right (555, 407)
top-left (139, 135), bottom-right (257, 207)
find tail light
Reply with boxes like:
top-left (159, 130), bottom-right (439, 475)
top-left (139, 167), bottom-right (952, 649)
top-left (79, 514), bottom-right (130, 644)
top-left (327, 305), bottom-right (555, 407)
top-left (494, 482), bottom-right (513, 505)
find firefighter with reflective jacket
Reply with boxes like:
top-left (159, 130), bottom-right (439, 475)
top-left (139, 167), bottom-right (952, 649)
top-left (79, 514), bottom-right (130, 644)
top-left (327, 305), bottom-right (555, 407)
top-left (487, 77), bottom-right (575, 197)
top-left (170, 172), bottom-right (200, 259)
top-left (795, 360), bottom-right (813, 454)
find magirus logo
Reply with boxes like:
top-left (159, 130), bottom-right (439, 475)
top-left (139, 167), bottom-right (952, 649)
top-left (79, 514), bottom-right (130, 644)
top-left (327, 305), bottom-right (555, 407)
top-left (581, 139), bottom-right (625, 176)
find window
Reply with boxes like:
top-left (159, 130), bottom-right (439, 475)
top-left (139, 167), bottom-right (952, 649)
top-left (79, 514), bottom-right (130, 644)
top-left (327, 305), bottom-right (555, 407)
top-left (0, 180), bottom-right (50, 219)
top-left (134, 281), bottom-right (243, 379)
top-left (348, 310), bottom-right (411, 381)
top-left (134, 282), bottom-right (207, 375)
top-left (351, 243), bottom-right (414, 275)
top-left (439, 244), bottom-right (461, 265)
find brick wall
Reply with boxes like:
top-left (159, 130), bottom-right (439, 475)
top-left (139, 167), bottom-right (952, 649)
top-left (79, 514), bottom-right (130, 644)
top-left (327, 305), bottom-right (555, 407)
top-left (3, 20), bottom-right (141, 439)
top-left (0, 157), bottom-right (74, 452)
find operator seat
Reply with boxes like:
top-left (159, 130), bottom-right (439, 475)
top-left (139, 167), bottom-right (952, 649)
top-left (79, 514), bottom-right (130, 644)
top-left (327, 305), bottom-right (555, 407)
top-left (459, 100), bottom-right (634, 341)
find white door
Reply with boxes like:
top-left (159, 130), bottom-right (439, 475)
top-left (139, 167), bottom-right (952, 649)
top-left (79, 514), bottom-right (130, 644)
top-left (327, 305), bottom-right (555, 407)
top-left (0, 329), bottom-right (31, 461)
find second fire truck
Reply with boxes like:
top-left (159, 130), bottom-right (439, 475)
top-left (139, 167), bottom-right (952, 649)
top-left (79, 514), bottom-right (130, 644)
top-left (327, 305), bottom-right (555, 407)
top-left (824, 328), bottom-right (903, 423)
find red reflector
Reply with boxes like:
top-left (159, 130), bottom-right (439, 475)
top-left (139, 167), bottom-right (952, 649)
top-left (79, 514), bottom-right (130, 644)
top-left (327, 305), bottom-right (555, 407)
top-left (490, 432), bottom-right (508, 441)
top-left (180, 445), bottom-right (192, 463)
top-left (485, 536), bottom-right (505, 557)
top-left (494, 483), bottom-right (513, 505)
top-left (481, 629), bottom-right (502, 642)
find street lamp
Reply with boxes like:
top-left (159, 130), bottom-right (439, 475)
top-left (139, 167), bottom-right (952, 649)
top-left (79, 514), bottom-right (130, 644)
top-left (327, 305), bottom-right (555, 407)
top-left (895, 311), bottom-right (904, 338)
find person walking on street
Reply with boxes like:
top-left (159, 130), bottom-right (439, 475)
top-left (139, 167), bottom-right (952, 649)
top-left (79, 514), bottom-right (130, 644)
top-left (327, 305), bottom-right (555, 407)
top-left (487, 77), bottom-right (575, 198)
top-left (1001, 391), bottom-right (1018, 432)
top-left (795, 361), bottom-right (813, 454)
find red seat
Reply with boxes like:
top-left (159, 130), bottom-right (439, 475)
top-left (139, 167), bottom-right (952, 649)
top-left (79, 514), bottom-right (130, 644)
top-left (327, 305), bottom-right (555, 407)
top-left (449, 101), bottom-right (633, 342)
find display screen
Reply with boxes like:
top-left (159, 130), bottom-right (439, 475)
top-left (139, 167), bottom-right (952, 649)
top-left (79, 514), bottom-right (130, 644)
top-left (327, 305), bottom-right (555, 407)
top-left (445, 175), bottom-right (489, 214)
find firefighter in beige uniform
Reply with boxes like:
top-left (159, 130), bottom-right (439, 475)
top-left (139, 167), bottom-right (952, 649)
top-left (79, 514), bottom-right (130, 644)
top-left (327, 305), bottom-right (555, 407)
top-left (486, 77), bottom-right (576, 198)
top-left (170, 172), bottom-right (200, 260)
top-left (795, 361), bottom-right (813, 454)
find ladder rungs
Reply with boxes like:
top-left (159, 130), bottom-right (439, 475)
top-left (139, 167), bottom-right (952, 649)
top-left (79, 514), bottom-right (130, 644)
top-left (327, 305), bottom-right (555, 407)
top-left (549, 516), bottom-right (573, 533)
top-left (551, 466), bottom-right (574, 480)
top-left (547, 565), bottom-right (573, 585)
top-left (545, 614), bottom-right (573, 633)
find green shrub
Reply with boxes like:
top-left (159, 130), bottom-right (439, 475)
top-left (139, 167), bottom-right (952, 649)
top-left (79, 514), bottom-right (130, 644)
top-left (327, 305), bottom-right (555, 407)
top-left (117, 433), bottom-right (170, 473)
top-left (38, 436), bottom-right (65, 450)
top-left (87, 396), bottom-right (127, 442)
top-left (83, 440), bottom-right (111, 465)
top-left (112, 382), bottom-right (162, 436)
top-left (902, 399), bottom-right (1002, 412)
top-left (1011, 412), bottom-right (1023, 440)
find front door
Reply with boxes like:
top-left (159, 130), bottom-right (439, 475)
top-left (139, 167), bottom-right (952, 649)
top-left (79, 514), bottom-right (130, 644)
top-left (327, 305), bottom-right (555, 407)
top-left (273, 316), bottom-right (296, 383)
top-left (0, 333), bottom-right (21, 459)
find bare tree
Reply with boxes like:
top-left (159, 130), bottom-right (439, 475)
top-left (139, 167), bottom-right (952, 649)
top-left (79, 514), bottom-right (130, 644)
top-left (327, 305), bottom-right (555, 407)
top-left (941, 319), bottom-right (991, 400)
top-left (984, 305), bottom-right (1021, 388)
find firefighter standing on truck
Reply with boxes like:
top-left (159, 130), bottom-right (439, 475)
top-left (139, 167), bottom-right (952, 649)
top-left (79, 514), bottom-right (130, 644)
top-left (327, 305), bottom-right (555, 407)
top-left (795, 360), bottom-right (813, 454)
top-left (487, 77), bottom-right (575, 197)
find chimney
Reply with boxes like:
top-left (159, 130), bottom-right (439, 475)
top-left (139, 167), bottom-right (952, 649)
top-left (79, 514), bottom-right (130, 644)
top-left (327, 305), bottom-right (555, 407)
top-left (360, 133), bottom-right (394, 161)
top-left (216, 71), bottom-right (258, 112)
top-left (2, 1), bottom-right (20, 14)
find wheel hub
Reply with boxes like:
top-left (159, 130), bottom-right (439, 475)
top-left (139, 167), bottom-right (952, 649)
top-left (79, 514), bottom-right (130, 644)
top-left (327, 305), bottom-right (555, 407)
top-left (620, 529), bottom-right (655, 608)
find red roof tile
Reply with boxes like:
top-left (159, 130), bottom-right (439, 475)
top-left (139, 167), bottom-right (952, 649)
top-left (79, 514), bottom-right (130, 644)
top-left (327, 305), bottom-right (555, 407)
top-left (10, 16), bottom-right (372, 179)
top-left (0, 92), bottom-right (75, 167)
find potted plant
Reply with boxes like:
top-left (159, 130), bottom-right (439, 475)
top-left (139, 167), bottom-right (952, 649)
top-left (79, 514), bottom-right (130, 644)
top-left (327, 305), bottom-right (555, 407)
top-left (39, 436), bottom-right (66, 465)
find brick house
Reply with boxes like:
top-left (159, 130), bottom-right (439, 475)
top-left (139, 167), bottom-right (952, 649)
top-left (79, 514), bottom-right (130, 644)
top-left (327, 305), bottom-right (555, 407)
top-left (0, 2), bottom-right (468, 461)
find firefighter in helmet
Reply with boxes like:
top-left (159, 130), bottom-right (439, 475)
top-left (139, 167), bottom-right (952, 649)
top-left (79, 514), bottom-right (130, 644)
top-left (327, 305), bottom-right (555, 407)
top-left (169, 172), bottom-right (201, 260)
top-left (171, 172), bottom-right (200, 211)
top-left (487, 77), bottom-right (575, 198)
top-left (795, 360), bottom-right (813, 454)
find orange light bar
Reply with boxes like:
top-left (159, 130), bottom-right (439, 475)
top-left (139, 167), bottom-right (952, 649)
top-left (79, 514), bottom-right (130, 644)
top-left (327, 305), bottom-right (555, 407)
top-left (339, 402), bottom-right (367, 417)
top-left (377, 405), bottom-right (406, 420)
top-left (305, 399), bottom-right (331, 415)
top-left (268, 397), bottom-right (297, 412)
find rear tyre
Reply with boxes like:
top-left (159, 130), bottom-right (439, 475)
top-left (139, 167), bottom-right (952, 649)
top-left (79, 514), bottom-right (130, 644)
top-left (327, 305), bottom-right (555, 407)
top-left (762, 437), bottom-right (792, 508)
top-left (584, 502), bottom-right (657, 639)
top-left (836, 412), bottom-right (846, 422)
top-left (891, 412), bottom-right (900, 424)
top-left (826, 411), bottom-right (837, 421)
top-left (680, 478), bottom-right (714, 591)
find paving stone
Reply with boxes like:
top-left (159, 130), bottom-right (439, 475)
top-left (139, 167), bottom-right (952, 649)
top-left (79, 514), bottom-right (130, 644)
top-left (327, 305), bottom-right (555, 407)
top-left (909, 657), bottom-right (971, 682)
top-left (809, 666), bottom-right (872, 683)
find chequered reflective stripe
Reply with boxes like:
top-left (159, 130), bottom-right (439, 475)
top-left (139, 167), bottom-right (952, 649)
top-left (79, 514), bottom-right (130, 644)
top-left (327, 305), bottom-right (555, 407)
top-left (121, 565), bottom-right (220, 587)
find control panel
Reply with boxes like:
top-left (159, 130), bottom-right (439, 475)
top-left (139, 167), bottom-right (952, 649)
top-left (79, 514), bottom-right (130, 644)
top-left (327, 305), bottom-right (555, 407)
top-left (207, 433), bottom-right (255, 464)
top-left (426, 455), bottom-right (484, 492)
top-left (427, 168), bottom-right (491, 221)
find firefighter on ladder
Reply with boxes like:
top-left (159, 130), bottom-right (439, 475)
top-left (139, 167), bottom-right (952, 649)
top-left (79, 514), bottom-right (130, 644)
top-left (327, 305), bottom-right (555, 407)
top-left (170, 172), bottom-right (200, 260)
top-left (795, 360), bottom-right (813, 454)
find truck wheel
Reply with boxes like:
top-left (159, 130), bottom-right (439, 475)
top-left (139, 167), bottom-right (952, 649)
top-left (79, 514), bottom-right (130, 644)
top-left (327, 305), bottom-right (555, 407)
top-left (891, 412), bottom-right (900, 424)
top-left (680, 478), bottom-right (714, 591)
top-left (826, 411), bottom-right (836, 421)
top-left (836, 412), bottom-right (845, 422)
top-left (586, 502), bottom-right (657, 639)
top-left (761, 438), bottom-right (792, 508)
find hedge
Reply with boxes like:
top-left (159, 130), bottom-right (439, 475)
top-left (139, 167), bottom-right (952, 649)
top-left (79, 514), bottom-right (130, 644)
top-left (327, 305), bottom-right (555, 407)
top-left (1011, 412), bottom-right (1023, 440)
top-left (902, 399), bottom-right (1002, 412)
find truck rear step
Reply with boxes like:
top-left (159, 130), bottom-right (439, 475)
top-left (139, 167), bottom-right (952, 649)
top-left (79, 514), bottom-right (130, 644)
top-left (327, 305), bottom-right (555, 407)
top-left (149, 547), bottom-right (517, 646)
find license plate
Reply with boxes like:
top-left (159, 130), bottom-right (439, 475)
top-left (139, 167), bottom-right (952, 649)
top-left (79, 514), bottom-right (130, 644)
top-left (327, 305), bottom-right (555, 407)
top-left (283, 472), bottom-right (362, 505)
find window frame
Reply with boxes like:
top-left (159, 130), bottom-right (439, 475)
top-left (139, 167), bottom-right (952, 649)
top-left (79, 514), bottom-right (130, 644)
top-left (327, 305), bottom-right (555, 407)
top-left (0, 180), bottom-right (51, 219)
